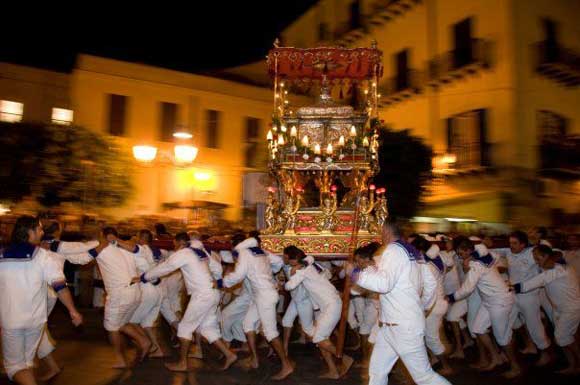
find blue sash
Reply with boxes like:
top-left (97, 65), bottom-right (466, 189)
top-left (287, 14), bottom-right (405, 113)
top-left (0, 243), bottom-right (39, 262)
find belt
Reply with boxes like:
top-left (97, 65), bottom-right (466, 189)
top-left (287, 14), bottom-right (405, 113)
top-left (378, 321), bottom-right (398, 327)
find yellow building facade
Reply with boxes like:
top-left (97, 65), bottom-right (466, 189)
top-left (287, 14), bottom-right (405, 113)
top-left (278, 0), bottom-right (580, 228)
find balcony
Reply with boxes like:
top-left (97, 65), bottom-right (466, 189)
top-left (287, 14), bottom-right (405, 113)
top-left (534, 41), bottom-right (580, 87)
top-left (428, 39), bottom-right (492, 87)
top-left (333, 0), bottom-right (422, 46)
top-left (378, 69), bottom-right (425, 107)
top-left (539, 136), bottom-right (580, 178)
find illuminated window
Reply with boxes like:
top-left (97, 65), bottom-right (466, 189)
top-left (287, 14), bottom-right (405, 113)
top-left (0, 100), bottom-right (24, 122)
top-left (205, 110), bottom-right (220, 149)
top-left (446, 109), bottom-right (490, 169)
top-left (51, 108), bottom-right (74, 125)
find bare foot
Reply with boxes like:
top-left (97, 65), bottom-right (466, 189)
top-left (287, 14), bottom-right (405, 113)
top-left (536, 352), bottom-right (552, 367)
top-left (502, 367), bottom-right (522, 379)
top-left (165, 361), bottom-right (188, 372)
top-left (438, 366), bottom-right (454, 376)
top-left (520, 345), bottom-right (537, 355)
top-left (480, 360), bottom-right (500, 372)
top-left (340, 355), bottom-right (354, 377)
top-left (318, 371), bottom-right (340, 379)
top-left (449, 350), bottom-right (465, 360)
top-left (555, 367), bottom-right (579, 375)
top-left (149, 345), bottom-right (167, 358)
top-left (219, 353), bottom-right (238, 371)
top-left (238, 357), bottom-right (259, 370)
top-left (112, 360), bottom-right (128, 369)
top-left (139, 339), bottom-right (152, 362)
top-left (188, 346), bottom-right (203, 359)
top-left (37, 367), bottom-right (62, 381)
top-left (272, 363), bottom-right (294, 381)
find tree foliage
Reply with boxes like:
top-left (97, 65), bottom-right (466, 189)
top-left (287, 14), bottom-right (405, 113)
top-left (0, 122), bottom-right (132, 208)
top-left (372, 119), bottom-right (434, 219)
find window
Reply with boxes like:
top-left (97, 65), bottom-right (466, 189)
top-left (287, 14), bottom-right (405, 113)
top-left (244, 117), bottom-right (262, 168)
top-left (446, 109), bottom-right (489, 169)
top-left (107, 94), bottom-right (127, 136)
top-left (51, 108), bottom-right (73, 125)
top-left (0, 100), bottom-right (23, 122)
top-left (394, 49), bottom-right (410, 91)
top-left (159, 102), bottom-right (178, 142)
top-left (542, 18), bottom-right (559, 62)
top-left (537, 110), bottom-right (566, 140)
top-left (350, 0), bottom-right (362, 29)
top-left (453, 17), bottom-right (474, 68)
top-left (205, 109), bottom-right (220, 149)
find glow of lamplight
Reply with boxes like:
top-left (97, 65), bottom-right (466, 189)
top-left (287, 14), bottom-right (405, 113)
top-left (369, 184), bottom-right (376, 191)
top-left (266, 130), bottom-right (273, 141)
top-left (326, 143), bottom-right (333, 155)
top-left (338, 135), bottom-right (345, 146)
top-left (277, 135), bottom-right (285, 145)
top-left (301, 135), bottom-right (309, 146)
top-left (363, 137), bottom-right (370, 147)
top-left (314, 143), bottom-right (321, 154)
top-left (350, 125), bottom-right (357, 137)
top-left (281, 124), bottom-right (287, 133)
top-left (132, 145), bottom-right (158, 162)
top-left (290, 125), bottom-right (297, 137)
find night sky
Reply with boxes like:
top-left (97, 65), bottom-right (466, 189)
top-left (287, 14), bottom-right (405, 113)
top-left (0, 1), bottom-right (316, 73)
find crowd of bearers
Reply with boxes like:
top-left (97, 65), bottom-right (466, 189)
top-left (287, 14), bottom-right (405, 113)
top-left (0, 215), bottom-right (579, 385)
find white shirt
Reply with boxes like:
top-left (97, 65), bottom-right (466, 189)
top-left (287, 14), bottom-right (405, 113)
top-left (440, 250), bottom-right (461, 295)
top-left (0, 246), bottom-right (65, 329)
top-left (223, 238), bottom-right (277, 297)
top-left (283, 265), bottom-right (309, 301)
top-left (520, 263), bottom-right (580, 314)
top-left (145, 246), bottom-right (214, 296)
top-left (453, 252), bottom-right (514, 307)
top-left (493, 247), bottom-right (539, 284)
top-left (95, 244), bottom-right (140, 292)
top-left (285, 264), bottom-right (340, 309)
top-left (564, 249), bottom-right (580, 282)
top-left (356, 241), bottom-right (425, 329)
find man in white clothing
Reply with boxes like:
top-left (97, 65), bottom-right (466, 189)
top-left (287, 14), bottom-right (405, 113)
top-left (347, 222), bottom-right (451, 385)
top-left (140, 232), bottom-right (237, 372)
top-left (222, 234), bottom-right (294, 380)
top-left (0, 216), bottom-right (83, 385)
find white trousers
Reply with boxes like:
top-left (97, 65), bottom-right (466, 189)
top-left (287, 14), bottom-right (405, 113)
top-left (93, 287), bottom-right (105, 308)
top-left (369, 325), bottom-right (451, 385)
top-left (360, 298), bottom-right (379, 336)
top-left (242, 291), bottom-right (279, 342)
top-left (2, 326), bottom-right (44, 380)
top-left (312, 299), bottom-right (342, 344)
top-left (425, 299), bottom-right (449, 355)
top-left (37, 294), bottom-right (58, 359)
top-left (445, 299), bottom-right (467, 323)
top-left (130, 283), bottom-right (162, 328)
top-left (221, 292), bottom-right (252, 342)
top-left (177, 290), bottom-right (221, 343)
top-left (515, 291), bottom-right (551, 349)
top-left (282, 297), bottom-right (315, 336)
top-left (104, 285), bottom-right (141, 332)
top-left (554, 310), bottom-right (580, 347)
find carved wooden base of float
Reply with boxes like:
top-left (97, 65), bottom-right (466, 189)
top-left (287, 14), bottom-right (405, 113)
top-left (261, 233), bottom-right (381, 259)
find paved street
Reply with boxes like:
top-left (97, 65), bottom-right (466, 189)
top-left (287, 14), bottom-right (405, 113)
top-left (1, 306), bottom-right (578, 385)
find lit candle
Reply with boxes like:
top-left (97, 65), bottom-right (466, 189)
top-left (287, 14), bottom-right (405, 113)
top-left (369, 184), bottom-right (376, 191)
top-left (350, 125), bottom-right (357, 137)
top-left (363, 137), bottom-right (370, 147)
top-left (326, 143), bottom-right (333, 155)
top-left (266, 130), bottom-right (273, 141)
top-left (314, 143), bottom-right (321, 154)
top-left (301, 135), bottom-right (309, 147)
top-left (290, 125), bottom-right (297, 137)
top-left (338, 135), bottom-right (345, 147)
top-left (278, 135), bottom-right (285, 145)
top-left (281, 124), bottom-right (287, 133)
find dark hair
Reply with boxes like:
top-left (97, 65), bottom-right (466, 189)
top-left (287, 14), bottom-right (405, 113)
top-left (536, 226), bottom-right (548, 239)
top-left (382, 220), bottom-right (400, 238)
top-left (249, 230), bottom-right (261, 245)
top-left (154, 223), bottom-right (168, 235)
top-left (102, 226), bottom-right (118, 238)
top-left (175, 232), bottom-right (190, 243)
top-left (453, 235), bottom-right (474, 252)
top-left (138, 229), bottom-right (153, 244)
top-left (411, 236), bottom-right (431, 253)
top-left (284, 245), bottom-right (306, 261)
top-left (43, 221), bottom-right (61, 237)
top-left (533, 244), bottom-right (552, 257)
top-left (354, 242), bottom-right (381, 260)
top-left (231, 232), bottom-right (246, 247)
top-left (509, 231), bottom-right (529, 246)
top-left (11, 216), bottom-right (40, 244)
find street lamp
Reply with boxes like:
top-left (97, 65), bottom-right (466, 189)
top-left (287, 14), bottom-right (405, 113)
top-left (174, 145), bottom-right (198, 163)
top-left (132, 127), bottom-right (198, 165)
top-left (132, 145), bottom-right (158, 162)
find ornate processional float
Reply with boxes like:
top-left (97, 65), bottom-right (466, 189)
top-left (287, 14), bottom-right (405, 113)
top-left (260, 41), bottom-right (388, 258)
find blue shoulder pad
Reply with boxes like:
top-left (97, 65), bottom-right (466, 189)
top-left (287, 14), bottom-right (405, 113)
top-left (190, 247), bottom-right (209, 259)
top-left (248, 246), bottom-right (266, 256)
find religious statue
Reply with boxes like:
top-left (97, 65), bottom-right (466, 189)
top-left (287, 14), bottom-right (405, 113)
top-left (316, 193), bottom-right (338, 233)
top-left (262, 191), bottom-right (280, 234)
top-left (375, 193), bottom-right (389, 227)
top-left (279, 192), bottom-right (303, 234)
top-left (357, 194), bottom-right (377, 233)
top-left (341, 169), bottom-right (371, 207)
top-left (317, 170), bottom-right (332, 207)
